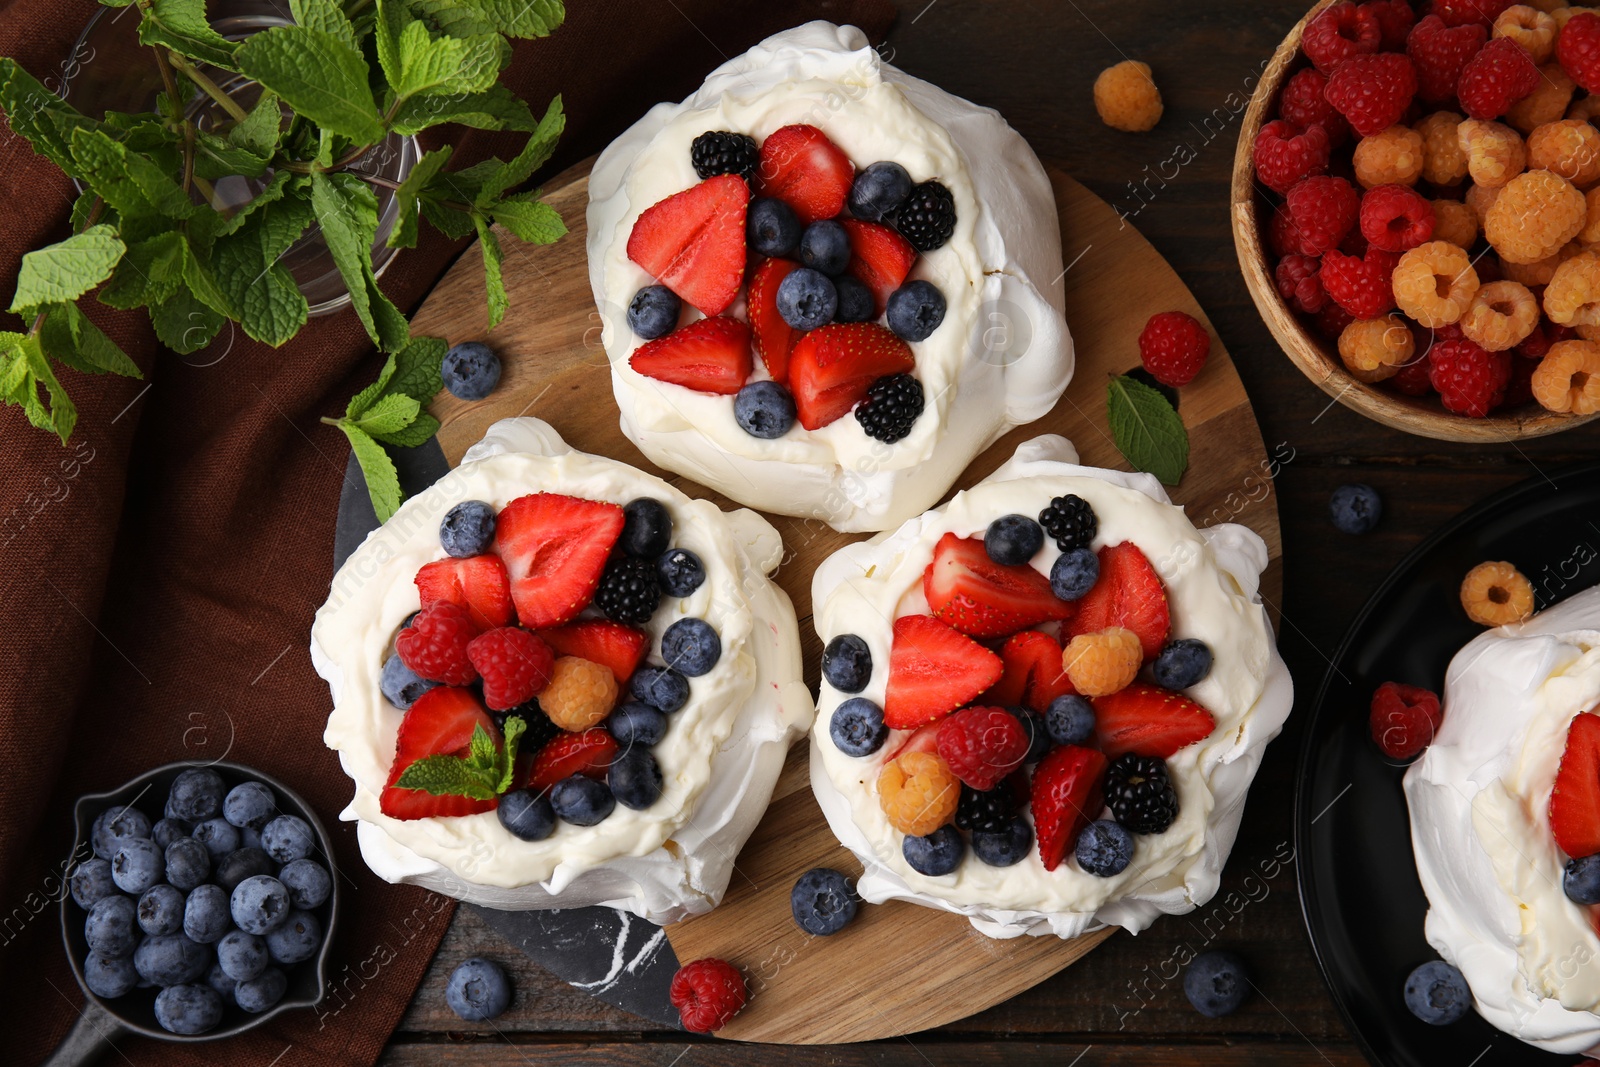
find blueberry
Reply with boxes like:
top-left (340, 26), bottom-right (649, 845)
top-left (496, 789), bottom-right (557, 842)
top-left (91, 805), bottom-right (152, 860)
top-left (609, 749), bottom-right (664, 810)
top-left (70, 858), bottom-right (119, 910)
top-left (607, 702), bottom-right (668, 748)
top-left (214, 847), bottom-right (275, 893)
top-left (381, 652), bottom-right (439, 711)
top-left (620, 498), bottom-right (673, 558)
top-left (265, 908), bottom-right (321, 965)
top-left (1045, 694), bottom-right (1096, 746)
top-left (847, 160), bottom-right (913, 221)
top-left (446, 957), bottom-right (512, 1021)
top-left (829, 698), bottom-right (888, 757)
top-left (985, 514), bottom-right (1044, 565)
top-left (733, 380), bottom-right (797, 439)
top-left (747, 197), bottom-right (802, 257)
top-left (631, 666), bottom-right (690, 712)
top-left (223, 782), bottom-right (277, 830)
top-left (164, 837), bottom-right (211, 891)
top-left (231, 875), bottom-right (291, 935)
top-left (790, 867), bottom-right (858, 936)
top-left (83, 951), bottom-right (139, 998)
top-left (235, 967), bottom-right (287, 1013)
top-left (971, 815), bottom-right (1033, 866)
top-left (151, 818), bottom-right (192, 851)
top-left (1565, 854), bottom-right (1600, 905)
top-left (440, 500), bottom-right (496, 558)
top-left (442, 341), bottom-right (501, 401)
top-left (551, 775), bottom-right (614, 826)
top-left (137, 884), bottom-right (186, 936)
top-left (800, 219), bottom-right (850, 275)
top-left (833, 274), bottom-right (875, 323)
top-left (886, 280), bottom-right (946, 342)
top-left (85, 895), bottom-right (139, 958)
top-left (903, 826), bottom-right (965, 876)
top-left (1011, 707), bottom-right (1051, 763)
top-left (776, 267), bottom-right (838, 330)
top-left (184, 884), bottom-right (232, 944)
top-left (627, 284), bottom-right (681, 340)
top-left (657, 548), bottom-right (707, 598)
top-left (279, 858), bottom-right (333, 909)
top-left (1076, 819), bottom-right (1135, 877)
top-left (260, 814), bottom-right (315, 865)
top-left (1153, 639), bottom-right (1213, 690)
top-left (217, 929), bottom-right (269, 982)
top-left (207, 960), bottom-right (238, 1005)
top-left (111, 838), bottom-right (164, 895)
top-left (822, 634), bottom-right (872, 693)
top-left (1329, 483), bottom-right (1382, 534)
top-left (191, 817), bottom-right (240, 860)
top-left (662, 618), bottom-right (720, 676)
top-left (1185, 950), bottom-right (1252, 1018)
top-left (1050, 547), bottom-right (1100, 601)
top-left (154, 983), bottom-right (223, 1035)
top-left (134, 933), bottom-right (210, 986)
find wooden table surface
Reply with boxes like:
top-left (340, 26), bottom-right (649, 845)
top-left (381, 2), bottom-right (1598, 1063)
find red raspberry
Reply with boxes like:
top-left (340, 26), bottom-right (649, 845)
top-left (1325, 52), bottom-right (1418, 136)
top-left (1428, 335), bottom-right (1512, 415)
top-left (1254, 120), bottom-right (1332, 193)
top-left (1515, 321), bottom-right (1573, 359)
top-left (396, 601), bottom-right (479, 686)
top-left (466, 627), bottom-right (554, 710)
top-left (1457, 37), bottom-right (1539, 119)
top-left (1360, 184), bottom-right (1436, 251)
top-left (670, 958), bottom-right (747, 1033)
top-left (1406, 15), bottom-right (1487, 103)
top-left (1321, 248), bottom-right (1399, 317)
top-left (1339, 224), bottom-right (1370, 257)
top-left (1279, 68), bottom-right (1353, 148)
top-left (1501, 349), bottom-right (1537, 406)
top-left (1269, 203), bottom-right (1303, 258)
top-left (1316, 300), bottom-right (1358, 339)
top-left (1138, 310), bottom-right (1212, 386)
top-left (1369, 681), bottom-right (1443, 760)
top-left (1431, 0), bottom-right (1515, 29)
top-left (1391, 351), bottom-right (1435, 394)
top-left (1287, 174), bottom-right (1361, 254)
top-left (1304, 2), bottom-right (1382, 73)
top-left (935, 706), bottom-right (1030, 790)
top-left (1276, 253), bottom-right (1330, 313)
top-left (1364, 0), bottom-right (1417, 50)
top-left (1557, 11), bottom-right (1600, 94)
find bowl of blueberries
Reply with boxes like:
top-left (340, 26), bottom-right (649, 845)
top-left (52, 761), bottom-right (338, 1063)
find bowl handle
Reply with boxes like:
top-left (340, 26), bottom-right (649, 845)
top-left (40, 1000), bottom-right (129, 1067)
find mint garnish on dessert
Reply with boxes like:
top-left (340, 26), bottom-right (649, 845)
top-left (322, 335), bottom-right (446, 521)
top-left (395, 716), bottom-right (525, 801)
top-left (1107, 373), bottom-right (1189, 486)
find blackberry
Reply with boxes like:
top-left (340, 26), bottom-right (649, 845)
top-left (690, 130), bottom-right (759, 183)
top-left (498, 702), bottom-right (560, 754)
top-left (1104, 754), bottom-right (1179, 835)
top-left (854, 373), bottom-right (924, 443)
top-left (892, 179), bottom-right (956, 252)
top-left (1039, 494), bottom-right (1098, 552)
top-left (954, 783), bottom-right (1016, 833)
top-left (595, 555), bottom-right (662, 625)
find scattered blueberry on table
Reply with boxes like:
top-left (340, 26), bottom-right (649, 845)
top-left (790, 867), bottom-right (859, 936)
top-left (446, 957), bottom-right (513, 1021)
top-left (1329, 483), bottom-right (1382, 535)
top-left (1184, 950), bottom-right (1251, 1017)
top-left (441, 341), bottom-right (502, 401)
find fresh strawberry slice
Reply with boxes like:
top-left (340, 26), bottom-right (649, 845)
top-left (1093, 682), bottom-right (1216, 759)
top-left (985, 630), bottom-right (1076, 711)
top-left (529, 728), bottom-right (619, 791)
top-left (1032, 744), bottom-right (1109, 871)
top-left (538, 620), bottom-right (650, 685)
top-left (1066, 542), bottom-right (1171, 659)
top-left (840, 219), bottom-right (915, 315)
top-left (788, 322), bottom-right (915, 430)
top-left (757, 124), bottom-right (854, 225)
top-left (883, 614), bottom-right (1003, 730)
top-left (626, 174), bottom-right (749, 315)
top-left (923, 533), bottom-right (1074, 640)
top-left (495, 493), bottom-right (624, 630)
top-left (1551, 711), bottom-right (1600, 859)
top-left (936, 706), bottom-right (1030, 790)
top-left (630, 315), bottom-right (753, 395)
top-left (885, 719), bottom-right (943, 761)
top-left (380, 687), bottom-right (501, 820)
top-left (414, 555), bottom-right (513, 632)
top-left (747, 257), bottom-right (801, 382)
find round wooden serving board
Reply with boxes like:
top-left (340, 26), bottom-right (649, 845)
top-left (409, 157), bottom-right (1283, 1044)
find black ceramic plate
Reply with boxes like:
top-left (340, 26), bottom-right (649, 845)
top-left (1296, 462), bottom-right (1600, 1067)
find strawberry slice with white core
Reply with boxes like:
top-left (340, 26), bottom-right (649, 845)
top-left (840, 219), bottom-right (915, 315)
top-left (984, 629), bottom-right (1076, 710)
top-left (1066, 542), bottom-right (1171, 660)
top-left (757, 124), bottom-right (854, 226)
top-left (788, 322), bottom-right (914, 430)
top-left (1032, 744), bottom-right (1108, 871)
top-left (495, 493), bottom-right (624, 630)
top-left (626, 174), bottom-right (750, 315)
top-left (747, 257), bottom-right (801, 382)
top-left (380, 687), bottom-right (501, 820)
top-left (883, 613), bottom-right (1003, 730)
top-left (414, 554), bottom-right (513, 632)
top-left (1092, 682), bottom-right (1217, 759)
top-left (538, 620), bottom-right (650, 685)
top-left (629, 315), bottom-right (753, 395)
top-left (923, 532), bottom-right (1074, 639)
top-left (1551, 711), bottom-right (1600, 860)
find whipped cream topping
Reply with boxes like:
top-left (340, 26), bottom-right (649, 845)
top-left (1406, 585), bottom-right (1600, 1056)
top-left (310, 418), bottom-right (812, 922)
top-left (809, 436), bottom-right (1292, 938)
top-left (586, 21), bottom-right (1073, 533)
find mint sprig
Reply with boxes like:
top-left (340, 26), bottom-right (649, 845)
top-left (394, 717), bottom-right (526, 800)
top-left (322, 335), bottom-right (446, 521)
top-left (1107, 373), bottom-right (1190, 486)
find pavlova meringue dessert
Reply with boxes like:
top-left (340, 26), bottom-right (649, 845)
top-left (586, 21), bottom-right (1073, 533)
top-left (1405, 585), bottom-right (1600, 1056)
top-left (808, 436), bottom-right (1292, 938)
top-left (311, 417), bottom-right (812, 922)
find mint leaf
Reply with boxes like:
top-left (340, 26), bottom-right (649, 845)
top-left (6, 332), bottom-right (77, 442)
top-left (215, 170), bottom-right (297, 237)
top-left (392, 753), bottom-right (498, 799)
top-left (369, 411), bottom-right (439, 448)
top-left (340, 421), bottom-right (402, 521)
top-left (389, 83), bottom-right (536, 135)
top-left (236, 26), bottom-right (384, 144)
top-left (64, 128), bottom-right (154, 218)
top-left (138, 0), bottom-right (241, 70)
top-left (229, 90), bottom-right (283, 158)
top-left (10, 225), bottom-right (125, 313)
top-left (459, 0), bottom-right (564, 38)
top-left (478, 95), bottom-right (562, 203)
top-left (180, 241), bottom-right (235, 319)
top-left (493, 715), bottom-right (525, 794)
top-left (346, 351), bottom-right (398, 418)
top-left (475, 215), bottom-right (508, 329)
top-left (213, 197), bottom-right (315, 346)
top-left (390, 145), bottom-right (452, 249)
top-left (1107, 374), bottom-right (1190, 486)
top-left (289, 0), bottom-right (358, 48)
top-left (148, 284), bottom-right (225, 354)
top-left (309, 171), bottom-right (410, 351)
top-left (350, 392), bottom-right (419, 435)
top-left (193, 129), bottom-right (271, 180)
top-left (467, 722), bottom-right (498, 769)
top-left (420, 197), bottom-right (477, 239)
top-left (387, 335), bottom-right (446, 402)
top-left (0, 59), bottom-right (104, 174)
top-left (99, 231), bottom-right (186, 310)
top-left (491, 195), bottom-right (565, 244)
top-left (392, 20), bottom-right (505, 100)
top-left (404, 0), bottom-right (496, 38)
top-left (39, 302), bottom-right (141, 378)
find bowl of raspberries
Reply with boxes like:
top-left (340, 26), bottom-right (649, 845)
top-left (1232, 0), bottom-right (1600, 440)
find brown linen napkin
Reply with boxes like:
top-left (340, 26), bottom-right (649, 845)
top-left (0, 2), bottom-right (894, 1062)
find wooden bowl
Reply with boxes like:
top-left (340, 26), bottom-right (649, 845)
top-left (1230, 0), bottom-right (1598, 442)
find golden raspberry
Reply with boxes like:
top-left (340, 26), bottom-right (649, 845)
top-left (1485, 169), bottom-right (1587, 262)
top-left (1094, 61), bottom-right (1162, 132)
top-left (1458, 119), bottom-right (1527, 187)
top-left (1526, 0), bottom-right (1565, 11)
top-left (1392, 241), bottom-right (1482, 327)
top-left (1354, 126), bottom-right (1426, 188)
top-left (1580, 323), bottom-right (1600, 340)
top-left (1581, 186), bottom-right (1600, 243)
top-left (1526, 119), bottom-right (1600, 187)
top-left (1460, 280), bottom-right (1541, 349)
top-left (539, 656), bottom-right (619, 731)
top-left (1499, 240), bottom-right (1582, 284)
top-left (1061, 627), bottom-right (1141, 697)
top-left (1509, 65), bottom-right (1575, 133)
top-left (1543, 249), bottom-right (1600, 323)
top-left (1459, 561), bottom-right (1535, 626)
top-left (1466, 181), bottom-right (1503, 223)
top-left (1494, 5), bottom-right (1559, 63)
top-left (877, 751), bottom-right (959, 837)
top-left (1531, 338), bottom-right (1600, 411)
top-left (1432, 199), bottom-right (1480, 247)
top-left (1338, 315), bottom-right (1415, 377)
top-left (1553, 5), bottom-right (1594, 31)
top-left (1569, 94), bottom-right (1600, 124)
top-left (1416, 112), bottom-right (1469, 186)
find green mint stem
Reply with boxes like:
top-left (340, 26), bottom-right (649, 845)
top-left (167, 53), bottom-right (251, 124)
